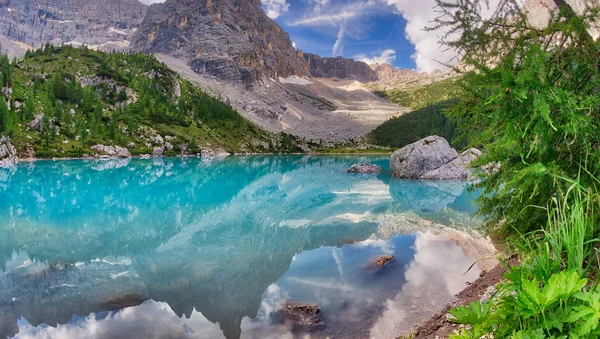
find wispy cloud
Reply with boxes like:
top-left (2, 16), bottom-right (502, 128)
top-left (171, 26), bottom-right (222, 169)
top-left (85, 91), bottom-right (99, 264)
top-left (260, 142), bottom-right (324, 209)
top-left (354, 49), bottom-right (397, 65)
top-left (261, 0), bottom-right (290, 19)
top-left (288, 11), bottom-right (360, 26)
top-left (287, 1), bottom-right (382, 57)
top-left (332, 17), bottom-right (347, 55)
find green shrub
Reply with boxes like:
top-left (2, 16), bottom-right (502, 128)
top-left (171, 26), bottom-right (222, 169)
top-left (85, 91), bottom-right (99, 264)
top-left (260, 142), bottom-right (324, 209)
top-left (448, 177), bottom-right (600, 338)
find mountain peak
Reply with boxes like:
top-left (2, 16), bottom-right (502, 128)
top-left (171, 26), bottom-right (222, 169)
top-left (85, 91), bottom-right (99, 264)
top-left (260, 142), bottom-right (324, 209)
top-left (130, 0), bottom-right (308, 89)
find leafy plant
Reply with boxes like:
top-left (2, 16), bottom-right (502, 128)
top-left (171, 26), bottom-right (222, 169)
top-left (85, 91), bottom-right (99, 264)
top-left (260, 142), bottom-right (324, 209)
top-left (448, 177), bottom-right (600, 338)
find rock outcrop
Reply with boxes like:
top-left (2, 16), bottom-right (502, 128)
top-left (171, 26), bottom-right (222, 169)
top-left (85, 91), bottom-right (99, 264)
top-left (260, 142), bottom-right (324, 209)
top-left (131, 0), bottom-right (309, 89)
top-left (90, 145), bottom-right (131, 158)
top-left (303, 53), bottom-right (378, 82)
top-left (0, 0), bottom-right (147, 49)
top-left (346, 163), bottom-right (382, 174)
top-left (0, 136), bottom-right (17, 167)
top-left (28, 114), bottom-right (44, 131)
top-left (390, 136), bottom-right (480, 180)
top-left (152, 146), bottom-right (164, 157)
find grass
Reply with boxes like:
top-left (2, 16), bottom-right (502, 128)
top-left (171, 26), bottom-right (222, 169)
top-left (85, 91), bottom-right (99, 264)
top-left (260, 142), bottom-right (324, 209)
top-left (374, 77), bottom-right (460, 110)
top-left (448, 174), bottom-right (600, 338)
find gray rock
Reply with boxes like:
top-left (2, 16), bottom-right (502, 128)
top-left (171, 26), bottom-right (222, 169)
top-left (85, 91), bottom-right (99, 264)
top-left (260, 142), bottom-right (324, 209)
top-left (131, 0), bottom-right (309, 89)
top-left (390, 136), bottom-right (482, 180)
top-left (303, 53), bottom-right (377, 82)
top-left (0, 136), bottom-right (17, 167)
top-left (346, 163), bottom-right (382, 174)
top-left (150, 134), bottom-right (164, 145)
top-left (421, 147), bottom-right (482, 180)
top-left (164, 142), bottom-right (173, 151)
top-left (152, 147), bottom-right (164, 157)
top-left (390, 136), bottom-right (458, 179)
top-left (90, 145), bottom-right (131, 158)
top-left (28, 114), bottom-right (44, 131)
top-left (278, 301), bottom-right (324, 331)
top-left (0, 0), bottom-right (146, 50)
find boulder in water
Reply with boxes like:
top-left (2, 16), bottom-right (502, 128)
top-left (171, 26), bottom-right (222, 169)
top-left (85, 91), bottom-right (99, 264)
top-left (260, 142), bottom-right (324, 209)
top-left (375, 255), bottom-right (395, 267)
top-left (346, 163), bottom-right (382, 174)
top-left (279, 301), bottom-right (324, 330)
top-left (390, 136), bottom-right (481, 180)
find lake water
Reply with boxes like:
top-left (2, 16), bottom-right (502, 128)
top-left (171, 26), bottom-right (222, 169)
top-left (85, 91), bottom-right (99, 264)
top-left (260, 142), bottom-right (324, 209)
top-left (0, 156), bottom-right (493, 339)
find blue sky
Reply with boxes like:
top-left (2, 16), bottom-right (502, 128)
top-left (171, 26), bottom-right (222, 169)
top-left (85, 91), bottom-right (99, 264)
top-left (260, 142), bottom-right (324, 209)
top-left (259, 0), bottom-right (457, 72)
top-left (269, 0), bottom-right (418, 69)
top-left (141, 0), bottom-right (456, 72)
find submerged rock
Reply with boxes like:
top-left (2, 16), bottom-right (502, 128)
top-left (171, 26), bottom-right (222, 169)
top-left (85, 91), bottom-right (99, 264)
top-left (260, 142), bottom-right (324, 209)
top-left (346, 163), bottom-right (382, 174)
top-left (390, 136), bottom-right (481, 180)
top-left (375, 255), bottom-right (395, 267)
top-left (279, 301), bottom-right (324, 330)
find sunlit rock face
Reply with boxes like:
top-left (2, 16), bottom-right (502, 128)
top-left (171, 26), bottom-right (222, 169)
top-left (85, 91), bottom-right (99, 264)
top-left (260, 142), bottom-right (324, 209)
top-left (131, 0), bottom-right (309, 89)
top-left (0, 0), bottom-right (147, 49)
top-left (0, 156), bottom-right (485, 338)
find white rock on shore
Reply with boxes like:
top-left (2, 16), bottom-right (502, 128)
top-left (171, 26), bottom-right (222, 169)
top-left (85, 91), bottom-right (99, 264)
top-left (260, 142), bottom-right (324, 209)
top-left (0, 136), bottom-right (18, 167)
top-left (90, 145), bottom-right (131, 158)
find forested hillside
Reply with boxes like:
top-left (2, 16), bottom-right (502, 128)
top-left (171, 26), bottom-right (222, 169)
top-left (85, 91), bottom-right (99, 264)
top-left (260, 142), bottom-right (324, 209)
top-left (0, 45), bottom-right (302, 158)
top-left (367, 100), bottom-right (466, 150)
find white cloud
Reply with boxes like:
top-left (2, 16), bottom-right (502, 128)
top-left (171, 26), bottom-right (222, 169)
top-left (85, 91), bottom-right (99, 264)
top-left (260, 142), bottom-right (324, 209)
top-left (332, 20), bottom-right (347, 55)
top-left (12, 300), bottom-right (225, 339)
top-left (288, 3), bottom-right (373, 57)
top-left (381, 0), bottom-right (502, 72)
top-left (355, 49), bottom-right (397, 65)
top-left (261, 0), bottom-right (290, 19)
top-left (137, 0), bottom-right (165, 5)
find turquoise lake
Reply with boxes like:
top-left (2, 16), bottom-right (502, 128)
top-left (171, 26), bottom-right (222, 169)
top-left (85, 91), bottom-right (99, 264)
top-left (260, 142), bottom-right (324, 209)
top-left (0, 156), bottom-right (491, 339)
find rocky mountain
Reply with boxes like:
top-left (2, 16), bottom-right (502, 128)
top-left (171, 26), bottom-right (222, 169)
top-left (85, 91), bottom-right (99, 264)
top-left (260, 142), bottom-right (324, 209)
top-left (0, 0), bottom-right (147, 50)
top-left (0, 36), bottom-right (31, 59)
top-left (131, 0), bottom-right (308, 89)
top-left (302, 52), bottom-right (378, 82)
top-left (370, 63), bottom-right (451, 89)
top-left (0, 0), bottom-right (453, 142)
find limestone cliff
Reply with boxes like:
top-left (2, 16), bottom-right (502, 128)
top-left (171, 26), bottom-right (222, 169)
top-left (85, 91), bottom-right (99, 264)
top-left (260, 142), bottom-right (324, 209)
top-left (0, 0), bottom-right (147, 49)
top-left (131, 0), bottom-right (309, 89)
top-left (302, 52), bottom-right (378, 82)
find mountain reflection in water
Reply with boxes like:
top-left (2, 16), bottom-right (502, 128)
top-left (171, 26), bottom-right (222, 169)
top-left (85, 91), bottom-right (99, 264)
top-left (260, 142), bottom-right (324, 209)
top-left (0, 156), bottom-right (491, 338)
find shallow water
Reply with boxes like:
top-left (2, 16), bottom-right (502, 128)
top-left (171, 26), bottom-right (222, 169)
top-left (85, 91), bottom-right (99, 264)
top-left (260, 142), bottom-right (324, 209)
top-left (0, 156), bottom-right (489, 338)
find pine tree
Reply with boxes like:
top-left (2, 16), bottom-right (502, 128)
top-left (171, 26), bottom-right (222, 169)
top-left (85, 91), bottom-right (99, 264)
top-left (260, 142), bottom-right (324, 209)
top-left (429, 0), bottom-right (600, 234)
